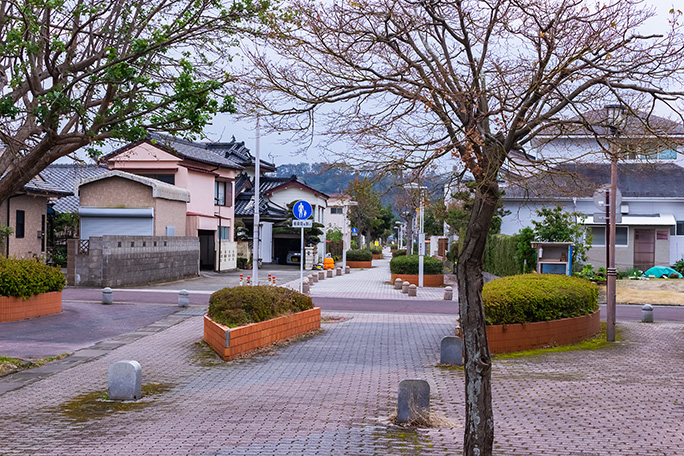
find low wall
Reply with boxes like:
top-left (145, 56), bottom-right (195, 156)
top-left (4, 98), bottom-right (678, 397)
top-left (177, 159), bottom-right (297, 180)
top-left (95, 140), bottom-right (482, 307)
top-left (68, 236), bottom-right (199, 287)
top-left (391, 273), bottom-right (444, 287)
top-left (460, 311), bottom-right (601, 354)
top-left (0, 291), bottom-right (62, 323)
top-left (372, 254), bottom-right (383, 260)
top-left (204, 308), bottom-right (321, 361)
top-left (346, 260), bottom-right (372, 268)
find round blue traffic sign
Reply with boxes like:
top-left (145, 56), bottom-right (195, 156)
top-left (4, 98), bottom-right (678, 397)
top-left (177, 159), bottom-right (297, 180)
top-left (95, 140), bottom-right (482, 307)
top-left (293, 200), bottom-right (313, 220)
top-left (351, 227), bottom-right (358, 235)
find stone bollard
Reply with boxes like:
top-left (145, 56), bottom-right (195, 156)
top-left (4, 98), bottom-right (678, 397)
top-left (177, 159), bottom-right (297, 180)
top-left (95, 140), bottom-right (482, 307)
top-left (327, 269), bottom-right (333, 278)
top-left (336, 267), bottom-right (342, 276)
top-left (345, 266), bottom-right (350, 274)
top-left (302, 279), bottom-right (310, 294)
top-left (312, 272), bottom-right (319, 283)
top-left (408, 284), bottom-right (417, 297)
top-left (642, 304), bottom-right (654, 322)
top-left (394, 278), bottom-right (403, 290)
top-left (397, 379), bottom-right (430, 424)
top-left (444, 286), bottom-right (453, 301)
top-left (440, 336), bottom-right (463, 366)
top-left (108, 360), bottom-right (142, 401)
top-left (102, 287), bottom-right (113, 305)
top-left (178, 289), bottom-right (190, 307)
top-left (401, 281), bottom-right (410, 294)
top-left (319, 270), bottom-right (325, 280)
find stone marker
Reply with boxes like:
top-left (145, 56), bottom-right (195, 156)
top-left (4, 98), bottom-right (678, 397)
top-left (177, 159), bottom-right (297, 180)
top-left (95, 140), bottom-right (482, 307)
top-left (345, 266), bottom-right (350, 274)
top-left (402, 281), bottom-right (410, 294)
top-left (642, 304), bottom-right (654, 322)
top-left (302, 278), bottom-right (310, 294)
top-left (444, 286), bottom-right (453, 301)
top-left (319, 270), bottom-right (325, 280)
top-left (102, 287), bottom-right (113, 305)
top-left (397, 378), bottom-right (430, 424)
top-left (178, 289), bottom-right (190, 307)
top-left (312, 272), bottom-right (319, 283)
top-left (327, 269), bottom-right (333, 278)
top-left (394, 278), bottom-right (403, 290)
top-left (336, 267), bottom-right (342, 276)
top-left (408, 284), bottom-right (417, 296)
top-left (440, 336), bottom-right (463, 365)
top-left (108, 360), bottom-right (142, 401)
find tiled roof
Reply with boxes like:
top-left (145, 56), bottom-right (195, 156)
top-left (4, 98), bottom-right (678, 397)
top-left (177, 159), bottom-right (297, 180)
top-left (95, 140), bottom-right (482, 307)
top-left (235, 191), bottom-right (287, 219)
top-left (41, 163), bottom-right (110, 213)
top-left (146, 133), bottom-right (244, 170)
top-left (205, 136), bottom-right (276, 172)
top-left (503, 162), bottom-right (684, 200)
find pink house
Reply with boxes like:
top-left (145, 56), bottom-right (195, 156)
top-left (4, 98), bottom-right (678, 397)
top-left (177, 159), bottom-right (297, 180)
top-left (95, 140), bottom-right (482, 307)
top-left (105, 134), bottom-right (242, 271)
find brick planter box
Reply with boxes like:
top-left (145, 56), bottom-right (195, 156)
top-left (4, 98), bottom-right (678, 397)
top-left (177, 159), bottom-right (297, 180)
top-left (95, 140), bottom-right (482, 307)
top-left (204, 308), bottom-right (321, 361)
top-left (346, 260), bottom-right (372, 268)
top-left (391, 273), bottom-right (444, 287)
top-left (371, 254), bottom-right (383, 260)
top-left (0, 291), bottom-right (62, 323)
top-left (459, 310), bottom-right (601, 354)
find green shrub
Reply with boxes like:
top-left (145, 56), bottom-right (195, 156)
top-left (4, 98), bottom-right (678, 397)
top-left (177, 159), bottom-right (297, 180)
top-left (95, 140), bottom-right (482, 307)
top-left (673, 259), bottom-right (684, 275)
top-left (0, 258), bottom-right (65, 298)
top-left (345, 249), bottom-right (372, 261)
top-left (482, 274), bottom-right (598, 325)
top-left (389, 254), bottom-right (444, 275)
top-left (208, 285), bottom-right (314, 327)
top-left (370, 246), bottom-right (383, 255)
top-left (483, 234), bottom-right (519, 277)
top-left (389, 243), bottom-right (398, 250)
top-left (392, 249), bottom-right (407, 258)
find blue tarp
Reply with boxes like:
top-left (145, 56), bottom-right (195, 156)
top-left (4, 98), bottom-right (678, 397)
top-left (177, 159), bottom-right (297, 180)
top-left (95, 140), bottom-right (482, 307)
top-left (643, 266), bottom-right (683, 278)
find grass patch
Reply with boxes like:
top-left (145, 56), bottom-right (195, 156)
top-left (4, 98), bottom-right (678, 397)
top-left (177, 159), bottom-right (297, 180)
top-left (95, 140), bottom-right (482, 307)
top-left (0, 353), bottom-right (69, 376)
top-left (494, 322), bottom-right (619, 360)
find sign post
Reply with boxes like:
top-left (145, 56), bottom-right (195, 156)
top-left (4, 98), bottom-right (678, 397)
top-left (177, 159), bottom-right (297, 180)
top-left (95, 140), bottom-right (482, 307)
top-left (293, 200), bottom-right (313, 293)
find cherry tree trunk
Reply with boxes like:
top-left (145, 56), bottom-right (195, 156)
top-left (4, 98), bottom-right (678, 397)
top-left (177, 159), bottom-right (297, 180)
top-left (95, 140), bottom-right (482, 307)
top-left (457, 179), bottom-right (499, 455)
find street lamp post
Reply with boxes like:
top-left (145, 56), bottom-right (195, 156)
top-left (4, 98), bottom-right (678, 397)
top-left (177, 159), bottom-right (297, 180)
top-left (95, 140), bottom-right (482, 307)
top-left (405, 183), bottom-right (427, 287)
top-left (342, 200), bottom-right (358, 270)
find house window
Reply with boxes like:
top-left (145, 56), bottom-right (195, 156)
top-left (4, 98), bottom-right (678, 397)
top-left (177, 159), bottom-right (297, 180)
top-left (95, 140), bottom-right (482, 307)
top-left (219, 226), bottom-right (230, 240)
top-left (676, 221), bottom-right (684, 236)
top-left (139, 173), bottom-right (175, 185)
top-left (591, 226), bottom-right (628, 246)
top-left (330, 206), bottom-right (343, 214)
top-left (215, 181), bottom-right (232, 206)
top-left (15, 210), bottom-right (25, 238)
top-left (659, 149), bottom-right (677, 160)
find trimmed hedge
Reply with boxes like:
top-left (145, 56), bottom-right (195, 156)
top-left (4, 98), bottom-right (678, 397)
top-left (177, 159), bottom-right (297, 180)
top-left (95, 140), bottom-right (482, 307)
top-left (345, 249), bottom-right (372, 261)
top-left (483, 234), bottom-right (519, 277)
top-left (0, 258), bottom-right (65, 298)
top-left (370, 246), bottom-right (382, 255)
top-left (389, 254), bottom-right (444, 275)
top-left (392, 249), bottom-right (407, 258)
top-left (482, 274), bottom-right (598, 325)
top-left (208, 286), bottom-right (314, 327)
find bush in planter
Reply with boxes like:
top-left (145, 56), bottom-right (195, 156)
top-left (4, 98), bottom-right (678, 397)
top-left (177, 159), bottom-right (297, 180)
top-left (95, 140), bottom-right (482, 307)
top-left (389, 254), bottom-right (444, 275)
top-left (208, 286), bottom-right (314, 327)
top-left (0, 258), bottom-right (65, 298)
top-left (345, 249), bottom-right (372, 261)
top-left (392, 249), bottom-right (407, 258)
top-left (370, 246), bottom-right (383, 255)
top-left (482, 274), bottom-right (598, 325)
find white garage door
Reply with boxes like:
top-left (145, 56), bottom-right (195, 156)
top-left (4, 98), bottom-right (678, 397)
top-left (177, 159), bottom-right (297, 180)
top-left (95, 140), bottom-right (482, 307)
top-left (79, 207), bottom-right (154, 239)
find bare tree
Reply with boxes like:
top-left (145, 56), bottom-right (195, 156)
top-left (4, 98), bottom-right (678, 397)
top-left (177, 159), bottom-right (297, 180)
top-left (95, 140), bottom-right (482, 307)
top-left (237, 0), bottom-right (684, 453)
top-left (0, 0), bottom-right (269, 203)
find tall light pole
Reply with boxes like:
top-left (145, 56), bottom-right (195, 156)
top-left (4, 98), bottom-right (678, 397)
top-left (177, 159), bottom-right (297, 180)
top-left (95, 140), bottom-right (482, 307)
top-left (605, 103), bottom-right (622, 342)
top-left (405, 183), bottom-right (427, 287)
top-left (341, 200), bottom-right (358, 270)
top-left (252, 116), bottom-right (261, 285)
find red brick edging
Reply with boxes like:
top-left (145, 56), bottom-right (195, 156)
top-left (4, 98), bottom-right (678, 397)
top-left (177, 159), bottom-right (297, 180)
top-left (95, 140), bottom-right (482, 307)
top-left (0, 291), bottom-right (63, 323)
top-left (204, 308), bottom-right (322, 361)
top-left (391, 273), bottom-right (444, 287)
top-left (459, 310), bottom-right (601, 354)
top-left (346, 260), bottom-right (372, 268)
top-left (371, 254), bottom-right (383, 260)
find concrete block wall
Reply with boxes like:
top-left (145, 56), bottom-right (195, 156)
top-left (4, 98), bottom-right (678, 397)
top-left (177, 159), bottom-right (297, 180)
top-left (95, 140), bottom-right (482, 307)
top-left (69, 236), bottom-right (199, 287)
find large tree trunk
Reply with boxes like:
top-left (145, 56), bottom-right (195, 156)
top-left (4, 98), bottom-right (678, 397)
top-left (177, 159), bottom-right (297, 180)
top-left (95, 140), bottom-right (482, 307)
top-left (457, 178), bottom-right (499, 456)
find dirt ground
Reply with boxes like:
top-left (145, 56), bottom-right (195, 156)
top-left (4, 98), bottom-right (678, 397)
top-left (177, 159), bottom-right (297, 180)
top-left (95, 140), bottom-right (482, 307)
top-left (614, 278), bottom-right (684, 305)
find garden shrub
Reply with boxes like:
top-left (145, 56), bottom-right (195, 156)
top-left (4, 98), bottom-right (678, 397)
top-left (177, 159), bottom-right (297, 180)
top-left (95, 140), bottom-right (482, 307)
top-left (0, 258), bottom-right (65, 298)
top-left (392, 249), bottom-right (407, 258)
top-left (370, 246), bottom-right (383, 255)
top-left (390, 254), bottom-right (444, 275)
top-left (345, 249), bottom-right (372, 261)
top-left (483, 234), bottom-right (519, 277)
top-left (208, 285), bottom-right (314, 327)
top-left (482, 274), bottom-right (598, 325)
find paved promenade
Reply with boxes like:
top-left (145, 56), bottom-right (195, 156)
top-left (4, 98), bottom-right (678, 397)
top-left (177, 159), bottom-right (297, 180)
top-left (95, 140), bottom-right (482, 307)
top-left (1, 256), bottom-right (684, 455)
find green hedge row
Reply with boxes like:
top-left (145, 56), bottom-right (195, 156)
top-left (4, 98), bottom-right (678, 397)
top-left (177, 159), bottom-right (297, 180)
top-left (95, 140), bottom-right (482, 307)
top-left (0, 258), bottom-right (65, 298)
top-left (482, 274), bottom-right (598, 325)
top-left (208, 286), bottom-right (314, 327)
top-left (345, 249), bottom-right (372, 261)
top-left (370, 246), bottom-right (382, 255)
top-left (392, 249), bottom-right (407, 258)
top-left (389, 254), bottom-right (444, 275)
top-left (483, 234), bottom-right (520, 277)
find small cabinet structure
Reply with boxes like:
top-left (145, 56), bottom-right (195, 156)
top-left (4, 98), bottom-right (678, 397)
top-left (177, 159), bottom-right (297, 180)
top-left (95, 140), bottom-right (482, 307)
top-left (532, 242), bottom-right (573, 275)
